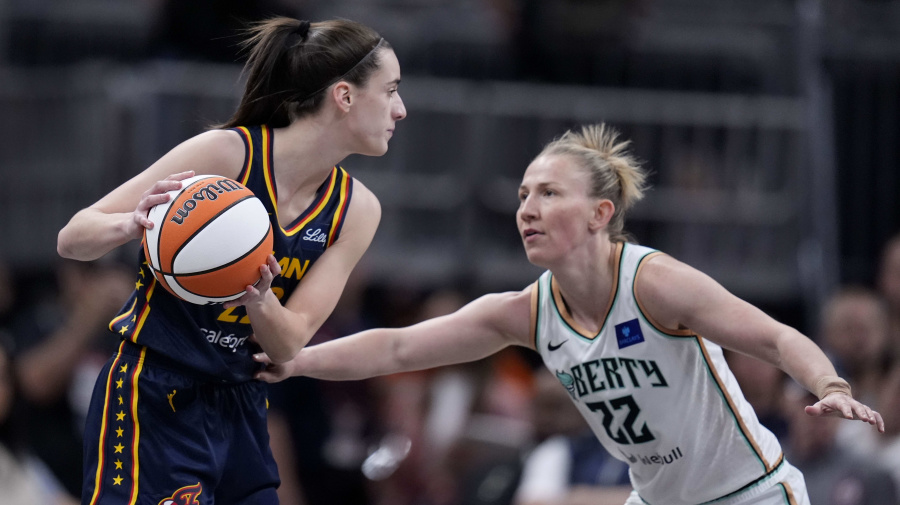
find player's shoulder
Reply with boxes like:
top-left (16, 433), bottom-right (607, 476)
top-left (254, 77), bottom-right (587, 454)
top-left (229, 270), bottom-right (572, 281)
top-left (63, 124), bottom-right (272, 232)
top-left (344, 177), bottom-right (381, 220)
top-left (167, 129), bottom-right (247, 178)
top-left (635, 249), bottom-right (720, 312)
top-left (635, 250), bottom-right (700, 285)
top-left (480, 287), bottom-right (533, 309)
top-left (470, 287), bottom-right (534, 343)
top-left (326, 175), bottom-right (381, 247)
top-left (192, 129), bottom-right (246, 158)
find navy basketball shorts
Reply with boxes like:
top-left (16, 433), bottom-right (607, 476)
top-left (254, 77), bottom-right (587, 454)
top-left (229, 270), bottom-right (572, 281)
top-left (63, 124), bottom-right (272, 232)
top-left (82, 340), bottom-right (280, 505)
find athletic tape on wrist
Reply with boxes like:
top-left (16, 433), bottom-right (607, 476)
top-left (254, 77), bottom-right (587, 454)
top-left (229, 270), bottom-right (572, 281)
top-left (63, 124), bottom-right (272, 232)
top-left (813, 375), bottom-right (852, 400)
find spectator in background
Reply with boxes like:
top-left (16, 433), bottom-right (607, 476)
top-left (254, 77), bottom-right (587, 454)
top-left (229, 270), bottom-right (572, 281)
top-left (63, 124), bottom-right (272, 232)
top-left (369, 287), bottom-right (535, 505)
top-left (816, 287), bottom-right (892, 459)
top-left (0, 338), bottom-right (79, 505)
top-left (819, 287), bottom-right (891, 406)
top-left (514, 368), bottom-right (631, 505)
top-left (371, 287), bottom-right (472, 505)
top-left (781, 381), bottom-right (898, 505)
top-left (9, 258), bottom-right (132, 497)
top-left (877, 233), bottom-right (900, 361)
top-left (267, 269), bottom-right (380, 505)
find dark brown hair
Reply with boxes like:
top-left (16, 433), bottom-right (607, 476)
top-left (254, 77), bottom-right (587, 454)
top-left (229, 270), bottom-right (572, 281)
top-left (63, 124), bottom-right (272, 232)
top-left (219, 17), bottom-right (388, 129)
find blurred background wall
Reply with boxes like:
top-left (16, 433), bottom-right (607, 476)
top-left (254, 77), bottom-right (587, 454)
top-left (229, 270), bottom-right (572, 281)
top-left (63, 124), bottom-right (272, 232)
top-left (1, 0), bottom-right (900, 332)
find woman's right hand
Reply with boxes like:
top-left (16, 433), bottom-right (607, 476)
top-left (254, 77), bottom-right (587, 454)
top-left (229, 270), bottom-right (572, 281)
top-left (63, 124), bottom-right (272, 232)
top-left (130, 170), bottom-right (195, 237)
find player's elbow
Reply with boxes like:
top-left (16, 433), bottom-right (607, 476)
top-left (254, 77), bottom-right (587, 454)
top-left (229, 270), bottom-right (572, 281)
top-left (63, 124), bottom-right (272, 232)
top-left (266, 345), bottom-right (302, 365)
top-left (265, 335), bottom-right (310, 365)
top-left (57, 227), bottom-right (77, 259)
top-left (388, 332), bottom-right (416, 374)
top-left (57, 224), bottom-right (98, 261)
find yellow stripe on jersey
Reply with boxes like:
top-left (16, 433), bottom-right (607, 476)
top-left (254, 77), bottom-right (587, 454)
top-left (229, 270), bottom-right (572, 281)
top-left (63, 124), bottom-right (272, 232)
top-left (235, 127), bottom-right (254, 185)
top-left (261, 126), bottom-right (278, 210)
top-left (284, 167), bottom-right (338, 236)
top-left (327, 168), bottom-right (351, 246)
top-left (131, 279), bottom-right (157, 343)
top-left (127, 346), bottom-right (147, 504)
top-left (88, 340), bottom-right (127, 505)
top-left (259, 124), bottom-right (340, 236)
top-left (109, 298), bottom-right (137, 332)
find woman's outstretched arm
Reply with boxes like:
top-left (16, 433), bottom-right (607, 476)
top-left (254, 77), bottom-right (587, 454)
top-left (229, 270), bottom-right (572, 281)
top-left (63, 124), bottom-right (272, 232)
top-left (254, 287), bottom-right (534, 382)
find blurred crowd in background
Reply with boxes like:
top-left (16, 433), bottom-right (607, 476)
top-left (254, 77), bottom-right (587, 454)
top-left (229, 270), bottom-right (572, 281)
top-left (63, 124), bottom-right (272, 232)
top-left (5, 235), bottom-right (900, 504)
top-left (3, 0), bottom-right (900, 504)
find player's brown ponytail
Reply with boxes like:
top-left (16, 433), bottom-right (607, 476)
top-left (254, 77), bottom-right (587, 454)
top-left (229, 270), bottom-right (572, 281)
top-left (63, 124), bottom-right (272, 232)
top-left (218, 17), bottom-right (387, 129)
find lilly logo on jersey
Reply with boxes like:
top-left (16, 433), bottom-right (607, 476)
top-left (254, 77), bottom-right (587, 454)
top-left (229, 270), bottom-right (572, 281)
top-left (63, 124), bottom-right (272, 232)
top-left (618, 446), bottom-right (684, 467)
top-left (615, 319), bottom-right (644, 349)
top-left (170, 179), bottom-right (242, 225)
top-left (303, 228), bottom-right (327, 243)
top-left (300, 226), bottom-right (330, 252)
top-left (158, 482), bottom-right (202, 505)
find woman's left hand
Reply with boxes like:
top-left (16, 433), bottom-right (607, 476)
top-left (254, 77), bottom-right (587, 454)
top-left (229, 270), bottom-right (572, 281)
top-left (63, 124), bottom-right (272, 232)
top-left (252, 352), bottom-right (295, 383)
top-left (223, 255), bottom-right (281, 309)
top-left (805, 392), bottom-right (885, 433)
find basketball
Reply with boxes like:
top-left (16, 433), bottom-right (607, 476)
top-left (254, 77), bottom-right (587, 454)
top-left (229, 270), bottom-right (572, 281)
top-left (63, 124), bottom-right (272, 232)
top-left (143, 174), bottom-right (274, 305)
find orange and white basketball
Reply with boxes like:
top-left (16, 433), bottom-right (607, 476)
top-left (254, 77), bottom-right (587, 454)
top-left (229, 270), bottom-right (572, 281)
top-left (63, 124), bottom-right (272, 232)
top-left (143, 175), bottom-right (273, 305)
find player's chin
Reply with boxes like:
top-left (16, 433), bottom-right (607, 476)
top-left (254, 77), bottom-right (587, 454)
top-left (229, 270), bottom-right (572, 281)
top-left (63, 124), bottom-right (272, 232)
top-left (522, 246), bottom-right (549, 268)
top-left (359, 138), bottom-right (390, 157)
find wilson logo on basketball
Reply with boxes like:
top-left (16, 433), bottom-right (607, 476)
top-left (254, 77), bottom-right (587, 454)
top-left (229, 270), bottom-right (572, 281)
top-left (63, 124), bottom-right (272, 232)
top-left (158, 481), bottom-right (203, 505)
top-left (170, 179), bottom-right (243, 225)
top-left (143, 174), bottom-right (274, 305)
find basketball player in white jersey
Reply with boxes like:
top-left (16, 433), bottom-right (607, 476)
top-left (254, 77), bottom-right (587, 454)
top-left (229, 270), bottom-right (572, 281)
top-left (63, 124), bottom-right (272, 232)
top-left (254, 124), bottom-right (884, 505)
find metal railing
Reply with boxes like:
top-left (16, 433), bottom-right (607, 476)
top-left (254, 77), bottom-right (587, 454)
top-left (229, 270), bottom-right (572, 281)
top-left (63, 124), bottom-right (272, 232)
top-left (0, 61), bottom-right (832, 312)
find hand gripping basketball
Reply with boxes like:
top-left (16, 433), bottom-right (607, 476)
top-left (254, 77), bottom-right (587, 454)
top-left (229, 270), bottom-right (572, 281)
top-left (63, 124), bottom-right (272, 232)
top-left (223, 254), bottom-right (282, 309)
top-left (142, 174), bottom-right (274, 305)
top-left (133, 171), bottom-right (196, 236)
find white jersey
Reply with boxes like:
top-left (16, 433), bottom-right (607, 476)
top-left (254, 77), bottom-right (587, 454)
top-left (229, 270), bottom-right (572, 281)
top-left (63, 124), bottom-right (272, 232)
top-left (532, 242), bottom-right (787, 505)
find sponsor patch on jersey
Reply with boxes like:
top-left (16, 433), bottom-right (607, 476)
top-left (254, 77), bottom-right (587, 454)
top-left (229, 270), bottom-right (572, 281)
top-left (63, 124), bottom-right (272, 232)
top-left (300, 225), bottom-right (331, 252)
top-left (615, 318), bottom-right (644, 349)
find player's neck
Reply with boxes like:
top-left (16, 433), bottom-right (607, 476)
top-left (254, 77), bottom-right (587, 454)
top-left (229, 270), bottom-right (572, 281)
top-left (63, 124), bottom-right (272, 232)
top-left (551, 240), bottom-right (617, 325)
top-left (272, 120), bottom-right (346, 193)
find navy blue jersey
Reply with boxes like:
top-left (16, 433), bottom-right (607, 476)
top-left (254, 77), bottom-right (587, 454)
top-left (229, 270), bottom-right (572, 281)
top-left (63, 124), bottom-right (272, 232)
top-left (109, 125), bottom-right (354, 383)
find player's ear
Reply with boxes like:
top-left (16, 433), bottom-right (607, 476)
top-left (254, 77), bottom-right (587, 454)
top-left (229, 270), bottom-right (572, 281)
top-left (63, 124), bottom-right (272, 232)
top-left (332, 81), bottom-right (352, 112)
top-left (589, 199), bottom-right (615, 231)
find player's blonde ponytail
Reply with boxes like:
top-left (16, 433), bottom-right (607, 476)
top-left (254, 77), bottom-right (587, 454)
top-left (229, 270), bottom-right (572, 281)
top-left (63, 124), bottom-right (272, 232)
top-left (537, 123), bottom-right (648, 242)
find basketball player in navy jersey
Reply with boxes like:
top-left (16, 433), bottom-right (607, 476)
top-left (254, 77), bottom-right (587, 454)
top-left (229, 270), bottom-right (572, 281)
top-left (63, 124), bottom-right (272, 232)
top-left (57, 17), bottom-right (406, 505)
top-left (256, 124), bottom-right (883, 505)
